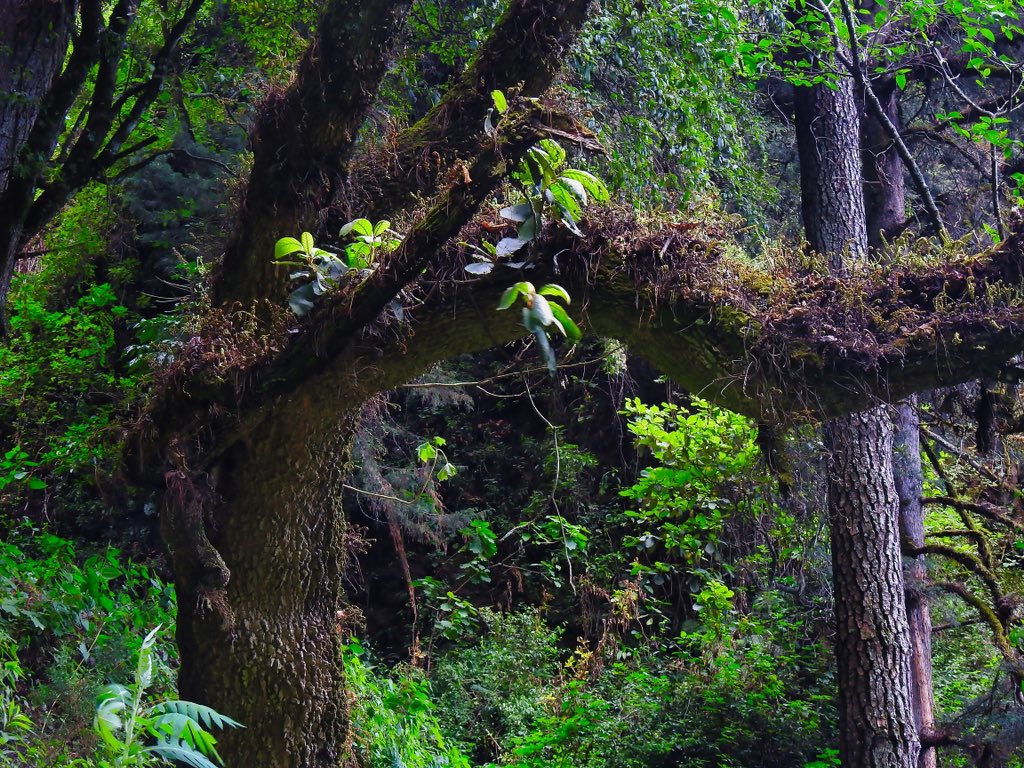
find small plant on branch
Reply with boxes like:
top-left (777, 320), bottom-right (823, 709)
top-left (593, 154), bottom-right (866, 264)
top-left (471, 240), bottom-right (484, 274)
top-left (497, 282), bottom-right (581, 372)
top-left (466, 92), bottom-right (609, 275)
top-left (273, 220), bottom-right (401, 316)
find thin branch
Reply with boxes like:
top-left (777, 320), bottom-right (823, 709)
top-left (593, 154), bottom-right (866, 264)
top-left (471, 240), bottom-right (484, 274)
top-left (107, 147), bottom-right (237, 180)
top-left (920, 425), bottom-right (1018, 495)
top-left (401, 347), bottom-right (623, 389)
top-left (922, 495), bottom-right (1023, 533)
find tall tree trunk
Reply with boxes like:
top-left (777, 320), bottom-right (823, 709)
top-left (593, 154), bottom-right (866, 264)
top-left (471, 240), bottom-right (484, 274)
top-left (794, 52), bottom-right (921, 768)
top-left (826, 410), bottom-right (922, 768)
top-left (862, 81), bottom-right (938, 768)
top-left (893, 399), bottom-right (937, 768)
top-left (162, 393), bottom-right (359, 768)
top-left (0, 0), bottom-right (76, 328)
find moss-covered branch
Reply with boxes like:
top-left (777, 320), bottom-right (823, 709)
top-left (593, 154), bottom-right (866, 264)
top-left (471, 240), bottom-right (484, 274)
top-left (344, 0), bottom-right (596, 221)
top-left (215, 0), bottom-right (413, 306)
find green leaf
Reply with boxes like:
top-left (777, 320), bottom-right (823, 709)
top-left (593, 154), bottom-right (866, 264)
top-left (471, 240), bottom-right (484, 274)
top-left (151, 700), bottom-right (243, 731)
top-left (558, 176), bottom-right (588, 205)
top-left (538, 284), bottom-right (571, 304)
top-left (491, 90), bottom-right (508, 114)
top-left (288, 284), bottom-right (317, 316)
top-left (274, 237), bottom-right (305, 261)
top-left (895, 71), bottom-right (907, 89)
top-left (340, 218), bottom-right (374, 238)
top-left (300, 232), bottom-right (315, 255)
top-left (373, 220), bottom-right (391, 236)
top-left (549, 302), bottom-right (581, 343)
top-left (498, 286), bottom-right (519, 310)
top-left (146, 743), bottom-right (221, 768)
top-left (530, 294), bottom-right (555, 327)
top-left (496, 237), bottom-right (530, 256)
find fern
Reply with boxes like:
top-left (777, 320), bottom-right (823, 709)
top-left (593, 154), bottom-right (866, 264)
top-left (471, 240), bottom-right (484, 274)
top-left (93, 626), bottom-right (242, 767)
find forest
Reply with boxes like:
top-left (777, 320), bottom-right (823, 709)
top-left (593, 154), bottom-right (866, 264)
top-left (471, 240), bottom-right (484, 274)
top-left (2, 0), bottom-right (1024, 766)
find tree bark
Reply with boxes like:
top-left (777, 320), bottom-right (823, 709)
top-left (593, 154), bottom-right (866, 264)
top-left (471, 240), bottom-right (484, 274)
top-left (0, 0), bottom-right (76, 327)
top-left (794, 43), bottom-right (921, 768)
top-left (163, 392), bottom-right (359, 768)
top-left (826, 409), bottom-right (921, 768)
top-left (861, 78), bottom-right (938, 768)
top-left (893, 399), bottom-right (938, 768)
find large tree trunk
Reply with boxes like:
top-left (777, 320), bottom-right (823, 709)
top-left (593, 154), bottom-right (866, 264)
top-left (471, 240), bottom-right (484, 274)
top-left (794, 48), bottom-right (921, 768)
top-left (162, 392), bottom-right (359, 768)
top-left (0, 0), bottom-right (76, 326)
top-left (862, 81), bottom-right (938, 768)
top-left (826, 410), bottom-right (921, 768)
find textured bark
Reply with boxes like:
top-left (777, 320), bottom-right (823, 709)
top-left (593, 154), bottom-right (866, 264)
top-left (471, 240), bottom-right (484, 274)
top-left (0, 0), bottom-right (76, 325)
top-left (794, 71), bottom-right (868, 269)
top-left (163, 392), bottom-right (358, 768)
top-left (348, 0), bottom-right (595, 221)
top-left (863, 83), bottom-right (907, 251)
top-left (215, 0), bottom-right (413, 307)
top-left (862, 82), bottom-right (938, 768)
top-left (795, 41), bottom-right (920, 768)
top-left (826, 409), bottom-right (920, 768)
top-left (893, 399), bottom-right (937, 768)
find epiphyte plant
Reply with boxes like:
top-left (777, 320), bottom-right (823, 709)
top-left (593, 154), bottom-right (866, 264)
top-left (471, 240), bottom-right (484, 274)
top-left (497, 281), bottom-right (581, 372)
top-left (465, 92), bottom-right (609, 275)
top-left (273, 219), bottom-right (401, 316)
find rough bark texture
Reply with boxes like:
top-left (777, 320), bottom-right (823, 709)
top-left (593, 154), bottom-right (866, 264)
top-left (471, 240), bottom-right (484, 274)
top-left (862, 81), bottom-right (938, 768)
top-left (794, 71), bottom-right (868, 269)
top-left (0, 0), bottom-right (76, 324)
top-left (826, 409), bottom-right (920, 768)
top-left (163, 391), bottom-right (358, 768)
top-left (893, 399), bottom-right (937, 768)
top-left (863, 83), bottom-right (907, 251)
top-left (795, 43), bottom-right (920, 768)
top-left (215, 0), bottom-right (413, 307)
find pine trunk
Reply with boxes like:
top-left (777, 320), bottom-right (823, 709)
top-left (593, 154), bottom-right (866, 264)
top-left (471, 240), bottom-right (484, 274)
top-left (826, 410), bottom-right (920, 768)
top-left (794, 46), bottom-right (921, 768)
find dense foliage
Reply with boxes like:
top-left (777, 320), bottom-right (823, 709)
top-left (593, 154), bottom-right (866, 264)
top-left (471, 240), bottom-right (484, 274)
top-left (3, 0), bottom-right (1024, 766)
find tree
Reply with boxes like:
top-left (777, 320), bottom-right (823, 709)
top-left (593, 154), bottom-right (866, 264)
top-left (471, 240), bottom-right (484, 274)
top-left (0, 0), bottom-right (203, 331)
top-left (7, 0), bottom-right (1024, 766)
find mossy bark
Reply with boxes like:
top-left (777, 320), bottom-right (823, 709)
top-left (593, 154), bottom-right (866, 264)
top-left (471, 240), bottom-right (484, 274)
top-left (164, 392), bottom-right (358, 768)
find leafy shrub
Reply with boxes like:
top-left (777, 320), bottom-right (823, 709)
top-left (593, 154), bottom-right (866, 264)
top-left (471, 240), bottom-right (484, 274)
top-left (342, 638), bottom-right (471, 768)
top-left (0, 523), bottom-right (176, 763)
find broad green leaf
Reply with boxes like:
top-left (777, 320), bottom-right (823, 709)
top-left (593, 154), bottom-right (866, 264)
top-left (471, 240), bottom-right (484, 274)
top-left (152, 700), bottom-right (243, 731)
top-left (274, 237), bottom-right (304, 261)
top-left (373, 219), bottom-right (391, 236)
top-left (499, 203), bottom-right (533, 222)
top-left (491, 90), bottom-right (508, 113)
top-left (146, 743), bottom-right (220, 768)
top-left (498, 286), bottom-right (519, 310)
top-left (560, 169), bottom-right (608, 201)
top-left (558, 176), bottom-right (588, 205)
top-left (288, 284), bottom-right (317, 316)
top-left (549, 301), bottom-right (582, 343)
top-left (498, 281), bottom-right (533, 310)
top-left (538, 284), bottom-right (571, 304)
top-left (496, 237), bottom-right (530, 256)
top-left (530, 294), bottom-right (555, 327)
top-left (300, 231), bottom-right (315, 254)
top-left (340, 218), bottom-right (373, 238)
